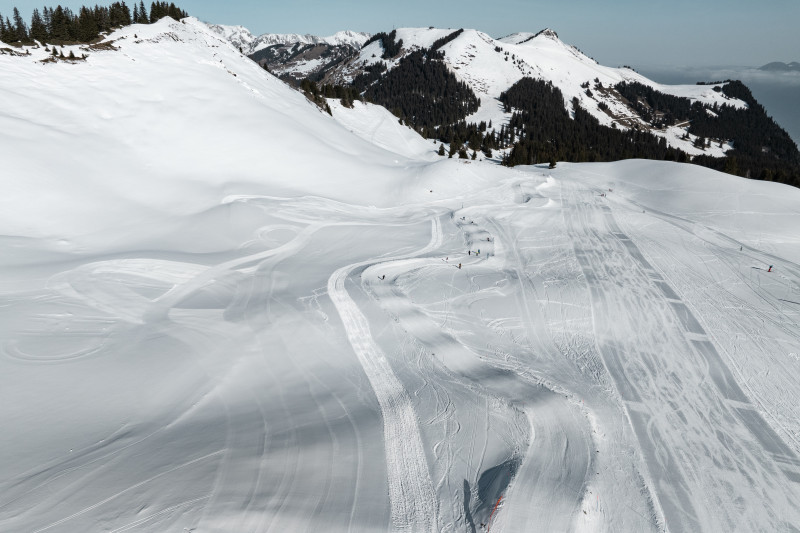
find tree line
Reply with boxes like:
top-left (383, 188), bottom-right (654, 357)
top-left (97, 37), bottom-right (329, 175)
top-left (430, 29), bottom-right (463, 51)
top-left (0, 2), bottom-right (188, 45)
top-left (353, 49), bottom-right (480, 131)
top-left (499, 77), bottom-right (685, 167)
top-left (362, 29), bottom-right (403, 59)
top-left (616, 80), bottom-right (800, 187)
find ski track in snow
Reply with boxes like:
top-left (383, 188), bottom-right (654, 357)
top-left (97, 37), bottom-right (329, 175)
top-left (327, 218), bottom-right (443, 533)
top-left (562, 179), bottom-right (800, 532)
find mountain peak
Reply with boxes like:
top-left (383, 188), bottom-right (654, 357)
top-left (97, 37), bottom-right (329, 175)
top-left (534, 28), bottom-right (559, 40)
top-left (498, 28), bottom-right (561, 46)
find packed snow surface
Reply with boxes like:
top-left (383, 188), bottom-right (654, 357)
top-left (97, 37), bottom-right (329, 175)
top-left (2, 17), bottom-right (800, 533)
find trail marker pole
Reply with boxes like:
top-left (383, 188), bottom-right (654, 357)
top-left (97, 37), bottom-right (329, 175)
top-left (487, 496), bottom-right (503, 531)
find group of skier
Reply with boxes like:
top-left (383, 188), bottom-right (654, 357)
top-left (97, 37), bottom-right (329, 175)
top-left (376, 213), bottom-right (494, 280)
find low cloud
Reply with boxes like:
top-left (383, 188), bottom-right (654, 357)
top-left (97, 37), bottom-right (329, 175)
top-left (644, 65), bottom-right (800, 87)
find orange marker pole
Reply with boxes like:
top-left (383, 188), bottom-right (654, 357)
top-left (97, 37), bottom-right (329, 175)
top-left (487, 496), bottom-right (503, 531)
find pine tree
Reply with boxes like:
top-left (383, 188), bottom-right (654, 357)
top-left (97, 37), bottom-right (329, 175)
top-left (138, 1), bottom-right (148, 23)
top-left (438, 144), bottom-right (445, 156)
top-left (13, 7), bottom-right (28, 42)
top-left (42, 7), bottom-right (52, 38)
top-left (149, 2), bottom-right (164, 23)
top-left (724, 156), bottom-right (739, 176)
top-left (77, 7), bottom-right (98, 42)
top-left (120, 2), bottom-right (133, 25)
top-left (2, 15), bottom-right (14, 43)
top-left (50, 6), bottom-right (68, 41)
top-left (30, 8), bottom-right (47, 43)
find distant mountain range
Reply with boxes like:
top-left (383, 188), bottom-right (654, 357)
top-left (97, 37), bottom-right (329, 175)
top-left (205, 24), bottom-right (369, 84)
top-left (205, 24), bottom-right (370, 53)
top-left (204, 22), bottom-right (799, 186)
top-left (759, 61), bottom-right (800, 72)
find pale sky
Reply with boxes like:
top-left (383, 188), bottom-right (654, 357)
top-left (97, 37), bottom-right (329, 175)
top-left (5, 0), bottom-right (799, 67)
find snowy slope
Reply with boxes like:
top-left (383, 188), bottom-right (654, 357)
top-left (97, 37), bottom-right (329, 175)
top-left (2, 15), bottom-right (800, 533)
top-left (347, 27), bottom-right (745, 157)
top-left (328, 99), bottom-right (441, 160)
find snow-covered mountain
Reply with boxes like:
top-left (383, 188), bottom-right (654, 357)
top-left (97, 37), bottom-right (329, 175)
top-left (2, 15), bottom-right (800, 533)
top-left (205, 22), bottom-right (370, 84)
top-left (206, 22), bottom-right (369, 54)
top-left (339, 26), bottom-right (747, 157)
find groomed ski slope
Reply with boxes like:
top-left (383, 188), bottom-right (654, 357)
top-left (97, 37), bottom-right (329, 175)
top-left (2, 17), bottom-right (800, 533)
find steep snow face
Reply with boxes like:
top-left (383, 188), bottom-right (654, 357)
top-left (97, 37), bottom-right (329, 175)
top-left (206, 22), bottom-right (369, 55)
top-left (3, 14), bottom-right (800, 533)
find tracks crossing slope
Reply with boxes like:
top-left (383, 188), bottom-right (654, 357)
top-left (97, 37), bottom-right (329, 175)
top-left (562, 179), bottom-right (800, 532)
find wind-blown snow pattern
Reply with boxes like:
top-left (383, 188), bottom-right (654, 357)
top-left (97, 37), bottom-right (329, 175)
top-left (2, 16), bottom-right (800, 533)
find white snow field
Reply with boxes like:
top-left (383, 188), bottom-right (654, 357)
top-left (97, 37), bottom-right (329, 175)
top-left (2, 17), bottom-right (800, 533)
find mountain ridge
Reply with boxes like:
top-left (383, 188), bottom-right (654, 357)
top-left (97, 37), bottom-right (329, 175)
top-left (205, 23), bottom-right (370, 55)
top-left (205, 22), bottom-right (799, 186)
top-left (759, 61), bottom-right (800, 72)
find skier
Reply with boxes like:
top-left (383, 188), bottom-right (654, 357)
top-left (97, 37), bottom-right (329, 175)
top-left (768, 265), bottom-right (773, 272)
top-left (468, 250), bottom-right (471, 255)
top-left (458, 263), bottom-right (462, 269)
